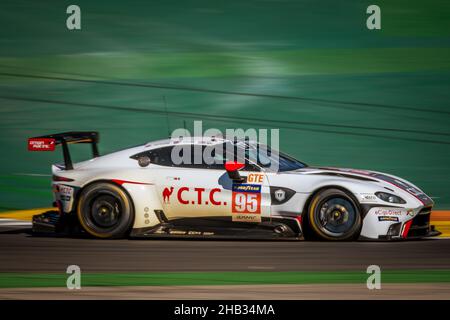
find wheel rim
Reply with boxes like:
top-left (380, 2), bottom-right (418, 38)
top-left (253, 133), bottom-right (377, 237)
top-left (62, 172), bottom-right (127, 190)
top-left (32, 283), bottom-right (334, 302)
top-left (89, 194), bottom-right (122, 228)
top-left (315, 197), bottom-right (356, 237)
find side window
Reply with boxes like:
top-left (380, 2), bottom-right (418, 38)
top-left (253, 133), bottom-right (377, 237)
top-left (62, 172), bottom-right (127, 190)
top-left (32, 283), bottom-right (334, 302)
top-left (152, 146), bottom-right (174, 166)
top-left (130, 146), bottom-right (174, 167)
top-left (174, 145), bottom-right (212, 169)
top-left (131, 144), bottom-right (260, 171)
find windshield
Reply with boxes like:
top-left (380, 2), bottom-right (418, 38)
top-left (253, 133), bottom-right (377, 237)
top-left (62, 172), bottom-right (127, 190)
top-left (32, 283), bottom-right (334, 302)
top-left (221, 141), bottom-right (307, 172)
top-left (243, 143), bottom-right (307, 172)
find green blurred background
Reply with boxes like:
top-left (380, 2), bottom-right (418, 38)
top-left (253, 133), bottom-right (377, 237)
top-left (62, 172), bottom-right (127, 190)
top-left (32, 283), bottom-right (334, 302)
top-left (0, 0), bottom-right (449, 211)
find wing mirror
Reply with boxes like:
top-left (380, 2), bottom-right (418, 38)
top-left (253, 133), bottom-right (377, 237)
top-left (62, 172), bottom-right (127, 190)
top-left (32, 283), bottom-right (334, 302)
top-left (225, 161), bottom-right (245, 182)
top-left (138, 156), bottom-right (151, 167)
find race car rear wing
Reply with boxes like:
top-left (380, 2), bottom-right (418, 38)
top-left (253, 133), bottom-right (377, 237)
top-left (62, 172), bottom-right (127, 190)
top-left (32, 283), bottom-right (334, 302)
top-left (28, 131), bottom-right (99, 170)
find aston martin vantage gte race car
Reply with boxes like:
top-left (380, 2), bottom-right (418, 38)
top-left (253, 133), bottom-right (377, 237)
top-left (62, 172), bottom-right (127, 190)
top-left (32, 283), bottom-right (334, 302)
top-left (28, 132), bottom-right (440, 241)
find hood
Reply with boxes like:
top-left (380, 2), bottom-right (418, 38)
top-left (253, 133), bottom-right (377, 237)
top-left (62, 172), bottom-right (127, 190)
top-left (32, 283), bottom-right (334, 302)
top-left (291, 166), bottom-right (433, 206)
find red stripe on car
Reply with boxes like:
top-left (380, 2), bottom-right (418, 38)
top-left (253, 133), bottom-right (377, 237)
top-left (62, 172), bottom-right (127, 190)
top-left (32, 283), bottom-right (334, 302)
top-left (111, 179), bottom-right (153, 186)
top-left (402, 220), bottom-right (413, 238)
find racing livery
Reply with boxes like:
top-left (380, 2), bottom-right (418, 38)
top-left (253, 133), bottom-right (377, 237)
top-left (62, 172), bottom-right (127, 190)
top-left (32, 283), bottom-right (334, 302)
top-left (29, 132), bottom-right (440, 241)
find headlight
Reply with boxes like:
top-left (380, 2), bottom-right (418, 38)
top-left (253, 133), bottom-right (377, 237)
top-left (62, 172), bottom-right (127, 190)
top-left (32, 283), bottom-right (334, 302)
top-left (375, 192), bottom-right (406, 204)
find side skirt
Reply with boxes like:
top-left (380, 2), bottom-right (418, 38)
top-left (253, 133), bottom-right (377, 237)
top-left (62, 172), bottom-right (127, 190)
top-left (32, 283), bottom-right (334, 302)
top-left (130, 216), bottom-right (302, 240)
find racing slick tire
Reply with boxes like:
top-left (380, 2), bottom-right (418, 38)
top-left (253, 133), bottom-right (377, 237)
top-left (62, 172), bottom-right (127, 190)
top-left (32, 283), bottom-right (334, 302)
top-left (77, 182), bottom-right (134, 239)
top-left (306, 188), bottom-right (362, 241)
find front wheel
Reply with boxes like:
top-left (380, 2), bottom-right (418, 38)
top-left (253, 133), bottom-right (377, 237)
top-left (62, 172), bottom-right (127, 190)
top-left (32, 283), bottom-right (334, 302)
top-left (77, 182), bottom-right (134, 239)
top-left (307, 188), bottom-right (362, 241)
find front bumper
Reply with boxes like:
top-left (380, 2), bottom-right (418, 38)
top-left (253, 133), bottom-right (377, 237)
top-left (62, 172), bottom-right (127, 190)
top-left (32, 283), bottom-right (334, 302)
top-left (380, 207), bottom-right (441, 240)
top-left (361, 205), bottom-right (442, 240)
top-left (377, 226), bottom-right (441, 240)
top-left (405, 206), bottom-right (433, 238)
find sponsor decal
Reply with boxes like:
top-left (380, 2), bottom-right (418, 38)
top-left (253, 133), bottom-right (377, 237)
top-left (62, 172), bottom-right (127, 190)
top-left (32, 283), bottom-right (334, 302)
top-left (59, 185), bottom-right (74, 200)
top-left (233, 214), bottom-right (261, 223)
top-left (407, 209), bottom-right (415, 217)
top-left (374, 208), bottom-right (405, 216)
top-left (232, 184), bottom-right (261, 193)
top-left (57, 185), bottom-right (74, 212)
top-left (247, 173), bottom-right (264, 184)
top-left (186, 230), bottom-right (215, 236)
top-left (154, 229), bottom-right (215, 236)
top-left (360, 193), bottom-right (377, 202)
top-left (170, 230), bottom-right (187, 235)
top-left (232, 183), bottom-right (262, 222)
top-left (161, 184), bottom-right (263, 223)
top-left (378, 216), bottom-right (399, 222)
top-left (162, 187), bottom-right (174, 203)
top-left (274, 189), bottom-right (286, 202)
top-left (28, 138), bottom-right (55, 151)
top-left (162, 186), bottom-right (224, 206)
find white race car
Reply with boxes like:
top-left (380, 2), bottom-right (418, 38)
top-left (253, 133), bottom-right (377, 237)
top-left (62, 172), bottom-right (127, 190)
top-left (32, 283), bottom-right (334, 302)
top-left (28, 132), bottom-right (439, 241)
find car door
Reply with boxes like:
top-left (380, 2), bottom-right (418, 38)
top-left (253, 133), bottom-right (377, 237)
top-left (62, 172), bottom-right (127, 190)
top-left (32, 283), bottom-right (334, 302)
top-left (150, 144), bottom-right (271, 224)
top-left (157, 166), bottom-right (232, 220)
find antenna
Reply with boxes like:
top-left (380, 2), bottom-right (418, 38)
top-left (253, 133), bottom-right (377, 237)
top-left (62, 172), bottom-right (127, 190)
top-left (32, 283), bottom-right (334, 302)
top-left (163, 95), bottom-right (170, 138)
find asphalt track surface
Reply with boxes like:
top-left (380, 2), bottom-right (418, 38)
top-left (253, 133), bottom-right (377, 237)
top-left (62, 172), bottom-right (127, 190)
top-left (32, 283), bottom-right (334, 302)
top-left (2, 284), bottom-right (450, 300)
top-left (1, 227), bottom-right (450, 272)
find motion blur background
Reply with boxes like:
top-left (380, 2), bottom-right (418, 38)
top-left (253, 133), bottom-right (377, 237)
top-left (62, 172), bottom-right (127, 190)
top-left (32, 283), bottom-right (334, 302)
top-left (0, 0), bottom-right (449, 211)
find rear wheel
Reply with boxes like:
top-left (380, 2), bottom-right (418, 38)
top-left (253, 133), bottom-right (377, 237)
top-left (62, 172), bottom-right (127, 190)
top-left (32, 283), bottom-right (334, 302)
top-left (307, 188), bottom-right (361, 241)
top-left (77, 182), bottom-right (134, 239)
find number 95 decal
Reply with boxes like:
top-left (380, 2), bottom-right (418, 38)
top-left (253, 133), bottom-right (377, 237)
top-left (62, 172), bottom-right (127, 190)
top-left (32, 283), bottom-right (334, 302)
top-left (231, 184), bottom-right (261, 214)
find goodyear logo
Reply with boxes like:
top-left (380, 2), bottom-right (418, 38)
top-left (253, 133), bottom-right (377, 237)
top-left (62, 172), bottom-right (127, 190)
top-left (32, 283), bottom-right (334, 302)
top-left (232, 184), bottom-right (261, 193)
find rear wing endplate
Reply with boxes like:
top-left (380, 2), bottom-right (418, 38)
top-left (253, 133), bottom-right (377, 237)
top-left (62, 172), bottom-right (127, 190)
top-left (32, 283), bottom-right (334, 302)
top-left (28, 131), bottom-right (99, 170)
